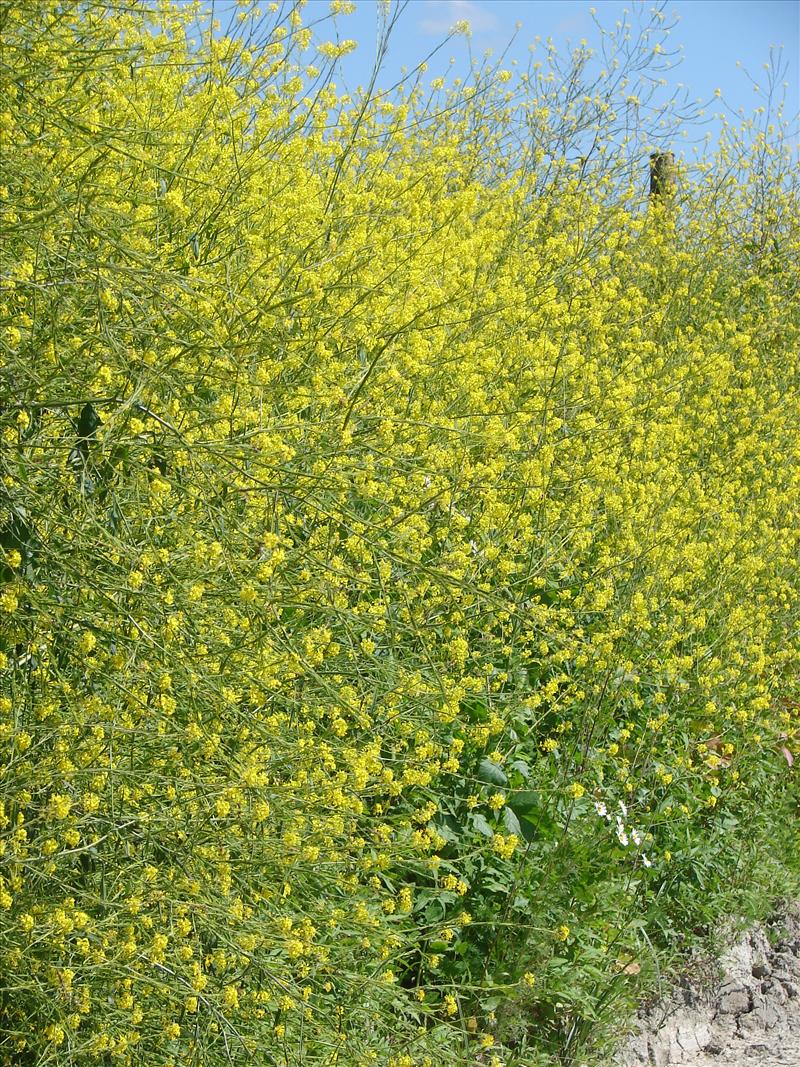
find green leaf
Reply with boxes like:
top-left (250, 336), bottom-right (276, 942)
top-left (462, 698), bottom-right (488, 723)
top-left (509, 758), bottom-right (531, 779)
top-left (76, 402), bottom-right (101, 442)
top-left (508, 790), bottom-right (540, 814)
top-left (415, 889), bottom-right (459, 921)
top-left (431, 815), bottom-right (460, 843)
top-left (470, 813), bottom-right (494, 838)
top-left (477, 758), bottom-right (508, 787)
top-left (515, 813), bottom-right (540, 843)
top-left (503, 806), bottom-right (523, 837)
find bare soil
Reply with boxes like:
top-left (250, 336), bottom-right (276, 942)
top-left (616, 903), bottom-right (800, 1067)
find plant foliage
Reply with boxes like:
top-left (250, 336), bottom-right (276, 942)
top-left (0, 2), bottom-right (798, 1064)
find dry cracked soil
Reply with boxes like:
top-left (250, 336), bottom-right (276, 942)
top-left (616, 902), bottom-right (800, 1067)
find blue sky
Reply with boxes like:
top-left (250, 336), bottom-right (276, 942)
top-left (290, 0), bottom-right (798, 145)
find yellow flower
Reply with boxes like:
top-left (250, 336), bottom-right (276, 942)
top-left (151, 933), bottom-right (168, 963)
top-left (48, 795), bottom-right (72, 820)
top-left (78, 631), bottom-right (97, 653)
top-left (0, 591), bottom-right (19, 614)
top-left (492, 833), bottom-right (518, 859)
top-left (44, 1025), bottom-right (65, 1046)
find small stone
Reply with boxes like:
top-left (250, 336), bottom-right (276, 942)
top-left (775, 951), bottom-right (800, 977)
top-left (761, 977), bottom-right (788, 1005)
top-left (675, 1018), bottom-right (713, 1054)
top-left (718, 985), bottom-right (751, 1015)
top-left (738, 998), bottom-right (781, 1032)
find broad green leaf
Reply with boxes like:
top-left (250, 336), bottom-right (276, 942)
top-left (477, 758), bottom-right (508, 787)
top-left (508, 790), bottom-right (540, 814)
top-left (503, 806), bottom-right (523, 838)
top-left (470, 813), bottom-right (494, 838)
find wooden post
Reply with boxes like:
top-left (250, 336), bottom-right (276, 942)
top-left (649, 151), bottom-right (675, 201)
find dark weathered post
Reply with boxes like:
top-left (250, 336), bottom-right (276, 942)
top-left (649, 151), bottom-right (675, 201)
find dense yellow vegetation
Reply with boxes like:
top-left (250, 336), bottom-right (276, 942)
top-left (1, 2), bottom-right (798, 1064)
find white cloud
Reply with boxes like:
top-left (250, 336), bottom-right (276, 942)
top-left (418, 0), bottom-right (499, 36)
top-left (554, 12), bottom-right (590, 37)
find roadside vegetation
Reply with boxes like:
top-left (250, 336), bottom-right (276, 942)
top-left (1, 2), bottom-right (798, 1063)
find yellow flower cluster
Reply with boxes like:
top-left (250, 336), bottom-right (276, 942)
top-left (0, 2), bottom-right (798, 1064)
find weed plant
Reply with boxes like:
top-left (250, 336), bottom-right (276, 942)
top-left (0, 2), bottom-right (798, 1064)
